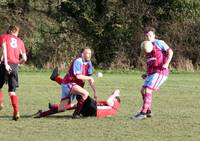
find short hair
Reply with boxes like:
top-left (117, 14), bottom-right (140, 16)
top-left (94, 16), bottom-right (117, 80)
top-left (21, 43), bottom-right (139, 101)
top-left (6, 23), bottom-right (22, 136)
top-left (81, 47), bottom-right (91, 53)
top-left (144, 27), bottom-right (156, 34)
top-left (6, 25), bottom-right (19, 34)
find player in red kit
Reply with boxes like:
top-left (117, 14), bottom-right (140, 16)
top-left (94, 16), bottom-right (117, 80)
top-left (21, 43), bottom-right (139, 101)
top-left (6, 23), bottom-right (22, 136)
top-left (0, 25), bottom-right (27, 121)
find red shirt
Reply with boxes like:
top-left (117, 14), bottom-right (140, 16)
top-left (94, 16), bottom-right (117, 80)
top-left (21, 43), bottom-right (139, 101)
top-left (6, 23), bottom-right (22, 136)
top-left (1, 34), bottom-right (26, 64)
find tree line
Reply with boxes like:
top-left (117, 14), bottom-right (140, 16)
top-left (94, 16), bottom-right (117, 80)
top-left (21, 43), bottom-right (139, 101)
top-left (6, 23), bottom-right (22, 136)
top-left (0, 0), bottom-right (200, 70)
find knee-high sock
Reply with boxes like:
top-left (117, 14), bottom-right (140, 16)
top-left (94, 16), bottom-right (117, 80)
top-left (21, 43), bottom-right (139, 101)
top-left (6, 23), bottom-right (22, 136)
top-left (141, 93), bottom-right (153, 113)
top-left (55, 76), bottom-right (63, 85)
top-left (0, 91), bottom-right (3, 105)
top-left (10, 95), bottom-right (19, 113)
top-left (73, 96), bottom-right (85, 115)
top-left (39, 107), bottom-right (59, 117)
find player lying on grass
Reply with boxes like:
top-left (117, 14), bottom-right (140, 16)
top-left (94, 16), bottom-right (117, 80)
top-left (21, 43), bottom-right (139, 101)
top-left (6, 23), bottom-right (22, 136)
top-left (133, 27), bottom-right (173, 120)
top-left (33, 89), bottom-right (120, 118)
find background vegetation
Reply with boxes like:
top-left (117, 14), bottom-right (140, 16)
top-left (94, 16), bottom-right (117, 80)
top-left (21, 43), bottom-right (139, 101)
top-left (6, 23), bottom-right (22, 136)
top-left (0, 0), bottom-right (200, 70)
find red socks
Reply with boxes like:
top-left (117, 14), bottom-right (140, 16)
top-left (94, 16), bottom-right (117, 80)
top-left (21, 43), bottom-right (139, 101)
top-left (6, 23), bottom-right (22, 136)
top-left (10, 95), bottom-right (19, 113)
top-left (73, 96), bottom-right (85, 116)
top-left (55, 76), bottom-right (63, 85)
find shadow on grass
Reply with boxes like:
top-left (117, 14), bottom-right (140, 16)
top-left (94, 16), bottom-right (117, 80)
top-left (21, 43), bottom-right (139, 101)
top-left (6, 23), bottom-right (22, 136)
top-left (45, 115), bottom-right (72, 119)
top-left (0, 114), bottom-right (34, 119)
top-left (0, 114), bottom-right (74, 121)
top-left (0, 114), bottom-right (94, 120)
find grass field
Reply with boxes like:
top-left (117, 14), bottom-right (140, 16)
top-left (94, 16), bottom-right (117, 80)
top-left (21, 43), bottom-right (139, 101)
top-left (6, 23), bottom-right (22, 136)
top-left (0, 71), bottom-right (200, 141)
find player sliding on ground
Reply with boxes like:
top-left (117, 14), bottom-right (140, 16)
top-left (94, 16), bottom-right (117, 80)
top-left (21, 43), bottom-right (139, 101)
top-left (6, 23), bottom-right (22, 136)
top-left (34, 89), bottom-right (120, 118)
top-left (34, 47), bottom-right (97, 119)
top-left (51, 68), bottom-right (120, 117)
top-left (133, 27), bottom-right (173, 120)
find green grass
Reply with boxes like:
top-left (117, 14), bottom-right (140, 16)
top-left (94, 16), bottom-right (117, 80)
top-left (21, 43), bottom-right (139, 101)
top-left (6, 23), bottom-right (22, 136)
top-left (0, 71), bottom-right (200, 141)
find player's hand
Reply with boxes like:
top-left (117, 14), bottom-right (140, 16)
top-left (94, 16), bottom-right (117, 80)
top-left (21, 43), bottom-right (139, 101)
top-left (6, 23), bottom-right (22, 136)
top-left (162, 63), bottom-right (169, 69)
top-left (141, 74), bottom-right (147, 79)
top-left (5, 64), bottom-right (12, 74)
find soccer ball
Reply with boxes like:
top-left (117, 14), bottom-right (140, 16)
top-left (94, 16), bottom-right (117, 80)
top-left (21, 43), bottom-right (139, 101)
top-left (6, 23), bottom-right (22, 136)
top-left (97, 72), bottom-right (103, 77)
top-left (141, 41), bottom-right (153, 53)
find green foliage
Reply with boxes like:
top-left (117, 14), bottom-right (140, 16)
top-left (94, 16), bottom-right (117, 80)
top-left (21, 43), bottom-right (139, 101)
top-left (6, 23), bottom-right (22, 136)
top-left (0, 0), bottom-right (200, 70)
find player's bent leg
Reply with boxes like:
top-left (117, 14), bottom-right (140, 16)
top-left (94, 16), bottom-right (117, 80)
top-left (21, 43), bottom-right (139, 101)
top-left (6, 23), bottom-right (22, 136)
top-left (58, 99), bottom-right (68, 112)
top-left (96, 98), bottom-right (120, 118)
top-left (54, 76), bottom-right (63, 85)
top-left (50, 67), bottom-right (63, 85)
top-left (49, 102), bottom-right (76, 110)
top-left (106, 89), bottom-right (120, 107)
top-left (34, 99), bottom-right (68, 118)
top-left (70, 85), bottom-right (89, 118)
top-left (50, 67), bottom-right (59, 81)
top-left (49, 94), bottom-right (76, 110)
top-left (71, 85), bottom-right (89, 100)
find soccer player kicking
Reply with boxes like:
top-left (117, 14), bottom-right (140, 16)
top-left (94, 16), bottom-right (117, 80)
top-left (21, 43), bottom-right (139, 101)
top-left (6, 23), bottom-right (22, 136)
top-left (34, 89), bottom-right (120, 118)
top-left (0, 25), bottom-right (27, 120)
top-left (35, 47), bottom-right (97, 119)
top-left (133, 27), bottom-right (173, 120)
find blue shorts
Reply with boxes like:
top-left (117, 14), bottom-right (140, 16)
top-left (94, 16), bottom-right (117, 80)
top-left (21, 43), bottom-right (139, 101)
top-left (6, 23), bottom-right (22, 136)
top-left (61, 83), bottom-right (75, 101)
top-left (143, 73), bottom-right (168, 91)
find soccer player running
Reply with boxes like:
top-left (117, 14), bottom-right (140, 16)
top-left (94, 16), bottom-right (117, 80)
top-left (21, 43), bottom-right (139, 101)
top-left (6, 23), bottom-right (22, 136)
top-left (34, 47), bottom-right (97, 119)
top-left (0, 25), bottom-right (27, 120)
top-left (133, 27), bottom-right (173, 120)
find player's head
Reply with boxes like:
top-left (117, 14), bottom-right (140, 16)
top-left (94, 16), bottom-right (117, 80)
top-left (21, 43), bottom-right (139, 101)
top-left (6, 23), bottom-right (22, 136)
top-left (7, 25), bottom-right (20, 36)
top-left (81, 47), bottom-right (92, 61)
top-left (141, 40), bottom-right (153, 53)
top-left (144, 27), bottom-right (156, 42)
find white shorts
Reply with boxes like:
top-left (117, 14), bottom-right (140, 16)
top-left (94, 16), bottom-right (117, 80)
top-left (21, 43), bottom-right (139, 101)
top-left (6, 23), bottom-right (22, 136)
top-left (143, 73), bottom-right (168, 91)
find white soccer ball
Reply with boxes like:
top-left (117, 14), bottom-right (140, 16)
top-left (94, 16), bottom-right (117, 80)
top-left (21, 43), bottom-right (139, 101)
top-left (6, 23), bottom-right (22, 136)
top-left (141, 41), bottom-right (153, 53)
top-left (97, 72), bottom-right (103, 77)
